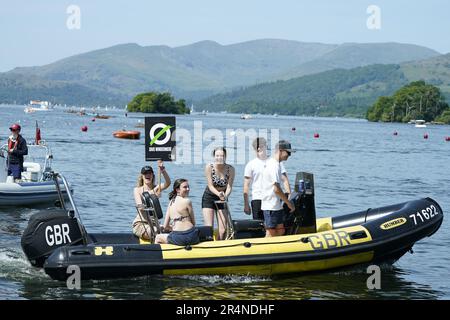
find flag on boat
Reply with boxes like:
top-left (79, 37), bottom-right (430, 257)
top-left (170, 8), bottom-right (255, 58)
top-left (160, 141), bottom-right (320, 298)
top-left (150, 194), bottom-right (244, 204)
top-left (35, 121), bottom-right (41, 145)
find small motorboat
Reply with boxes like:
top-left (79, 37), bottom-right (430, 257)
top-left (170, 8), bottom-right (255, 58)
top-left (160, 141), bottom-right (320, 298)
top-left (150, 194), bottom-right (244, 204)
top-left (113, 130), bottom-right (140, 139)
top-left (24, 100), bottom-right (51, 113)
top-left (0, 141), bottom-right (72, 207)
top-left (413, 120), bottom-right (427, 128)
top-left (21, 172), bottom-right (443, 281)
top-left (94, 114), bottom-right (111, 119)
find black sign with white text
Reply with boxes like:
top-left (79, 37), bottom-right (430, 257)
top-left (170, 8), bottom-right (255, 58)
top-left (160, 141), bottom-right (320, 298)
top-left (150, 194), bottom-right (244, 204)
top-left (145, 116), bottom-right (176, 161)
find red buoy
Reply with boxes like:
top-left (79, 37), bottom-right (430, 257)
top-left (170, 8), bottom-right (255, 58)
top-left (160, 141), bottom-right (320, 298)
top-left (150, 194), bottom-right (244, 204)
top-left (423, 133), bottom-right (428, 139)
top-left (314, 133), bottom-right (320, 138)
top-left (81, 126), bottom-right (88, 132)
top-left (445, 136), bottom-right (450, 142)
top-left (393, 131), bottom-right (398, 136)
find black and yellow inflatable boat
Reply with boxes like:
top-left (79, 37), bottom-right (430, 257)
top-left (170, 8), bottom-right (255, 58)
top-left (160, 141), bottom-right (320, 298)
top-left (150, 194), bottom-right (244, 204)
top-left (21, 173), bottom-right (444, 281)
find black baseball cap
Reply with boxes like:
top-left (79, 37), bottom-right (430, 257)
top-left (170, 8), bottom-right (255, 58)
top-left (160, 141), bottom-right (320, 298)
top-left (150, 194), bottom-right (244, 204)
top-left (141, 166), bottom-right (154, 174)
top-left (275, 140), bottom-right (295, 152)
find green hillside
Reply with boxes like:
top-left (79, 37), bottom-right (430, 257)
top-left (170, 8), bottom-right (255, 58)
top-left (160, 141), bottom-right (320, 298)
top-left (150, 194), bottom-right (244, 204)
top-left (0, 73), bottom-right (127, 106)
top-left (278, 43), bottom-right (440, 80)
top-left (197, 54), bottom-right (450, 117)
top-left (2, 40), bottom-right (439, 105)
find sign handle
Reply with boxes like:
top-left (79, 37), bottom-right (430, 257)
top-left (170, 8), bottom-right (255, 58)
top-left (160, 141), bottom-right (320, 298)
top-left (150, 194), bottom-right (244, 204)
top-left (157, 159), bottom-right (162, 197)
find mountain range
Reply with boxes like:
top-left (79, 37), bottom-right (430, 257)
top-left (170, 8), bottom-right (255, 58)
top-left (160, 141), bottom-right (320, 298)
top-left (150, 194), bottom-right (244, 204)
top-left (197, 53), bottom-right (450, 117)
top-left (0, 39), bottom-right (442, 107)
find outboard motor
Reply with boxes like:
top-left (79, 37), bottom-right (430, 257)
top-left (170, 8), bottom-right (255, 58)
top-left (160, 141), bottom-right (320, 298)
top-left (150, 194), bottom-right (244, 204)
top-left (21, 172), bottom-right (88, 268)
top-left (21, 209), bottom-right (84, 267)
top-left (285, 172), bottom-right (317, 235)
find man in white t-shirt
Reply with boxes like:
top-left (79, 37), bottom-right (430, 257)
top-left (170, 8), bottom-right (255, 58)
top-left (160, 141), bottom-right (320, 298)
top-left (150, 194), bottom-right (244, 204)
top-left (260, 140), bottom-right (295, 237)
top-left (243, 137), bottom-right (291, 220)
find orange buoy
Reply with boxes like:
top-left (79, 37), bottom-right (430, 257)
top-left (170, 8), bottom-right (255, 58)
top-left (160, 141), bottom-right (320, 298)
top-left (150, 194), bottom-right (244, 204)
top-left (423, 133), bottom-right (429, 139)
top-left (314, 133), bottom-right (320, 138)
top-left (113, 130), bottom-right (140, 140)
top-left (81, 126), bottom-right (88, 132)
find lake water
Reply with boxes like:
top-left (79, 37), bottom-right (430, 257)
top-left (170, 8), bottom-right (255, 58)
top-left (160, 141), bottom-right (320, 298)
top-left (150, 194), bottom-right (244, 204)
top-left (0, 104), bottom-right (449, 300)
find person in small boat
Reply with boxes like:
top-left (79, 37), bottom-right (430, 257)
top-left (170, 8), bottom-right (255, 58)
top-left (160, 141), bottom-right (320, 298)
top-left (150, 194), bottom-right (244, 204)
top-left (261, 140), bottom-right (295, 237)
top-left (202, 147), bottom-right (235, 240)
top-left (243, 137), bottom-right (291, 220)
top-left (132, 161), bottom-right (171, 240)
top-left (155, 179), bottom-right (200, 246)
top-left (6, 124), bottom-right (28, 182)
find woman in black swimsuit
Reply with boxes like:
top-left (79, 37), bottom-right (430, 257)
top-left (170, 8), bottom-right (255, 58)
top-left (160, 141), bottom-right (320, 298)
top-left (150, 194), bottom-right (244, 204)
top-left (202, 147), bottom-right (235, 240)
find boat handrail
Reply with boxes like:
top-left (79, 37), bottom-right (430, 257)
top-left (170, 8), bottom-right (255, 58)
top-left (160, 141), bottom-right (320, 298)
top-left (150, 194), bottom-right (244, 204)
top-left (135, 192), bottom-right (163, 243)
top-left (50, 171), bottom-right (88, 245)
top-left (24, 143), bottom-right (53, 181)
top-left (214, 200), bottom-right (235, 240)
top-left (0, 145), bottom-right (6, 158)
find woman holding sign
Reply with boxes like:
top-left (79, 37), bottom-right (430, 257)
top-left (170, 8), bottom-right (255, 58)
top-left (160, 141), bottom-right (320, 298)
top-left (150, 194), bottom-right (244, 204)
top-left (132, 160), bottom-right (171, 240)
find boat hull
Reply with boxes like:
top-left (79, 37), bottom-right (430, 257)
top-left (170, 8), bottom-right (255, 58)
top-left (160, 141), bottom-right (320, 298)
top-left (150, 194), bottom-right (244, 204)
top-left (0, 181), bottom-right (72, 206)
top-left (40, 198), bottom-right (443, 281)
top-left (113, 131), bottom-right (140, 139)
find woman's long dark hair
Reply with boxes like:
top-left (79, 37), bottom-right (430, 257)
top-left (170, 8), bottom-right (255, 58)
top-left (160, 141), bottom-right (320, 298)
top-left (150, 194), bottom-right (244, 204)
top-left (212, 146), bottom-right (227, 157)
top-left (168, 178), bottom-right (188, 200)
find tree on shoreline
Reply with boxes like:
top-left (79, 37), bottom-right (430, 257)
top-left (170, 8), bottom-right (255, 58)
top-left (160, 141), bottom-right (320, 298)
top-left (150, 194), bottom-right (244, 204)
top-left (367, 81), bottom-right (449, 123)
top-left (127, 92), bottom-right (189, 114)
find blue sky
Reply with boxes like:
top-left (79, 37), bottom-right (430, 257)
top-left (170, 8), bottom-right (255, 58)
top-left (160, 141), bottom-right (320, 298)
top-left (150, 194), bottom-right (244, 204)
top-left (0, 0), bottom-right (449, 71)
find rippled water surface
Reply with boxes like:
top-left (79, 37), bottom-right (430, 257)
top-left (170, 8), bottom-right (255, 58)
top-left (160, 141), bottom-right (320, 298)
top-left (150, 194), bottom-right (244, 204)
top-left (0, 105), bottom-right (449, 299)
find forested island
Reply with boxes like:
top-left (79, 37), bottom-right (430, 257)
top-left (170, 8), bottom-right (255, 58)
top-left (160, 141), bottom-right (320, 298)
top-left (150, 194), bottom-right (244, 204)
top-left (127, 92), bottom-right (189, 114)
top-left (366, 81), bottom-right (450, 123)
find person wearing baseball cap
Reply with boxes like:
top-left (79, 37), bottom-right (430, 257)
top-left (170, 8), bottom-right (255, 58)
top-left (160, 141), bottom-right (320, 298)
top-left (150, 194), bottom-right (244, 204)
top-left (260, 140), bottom-right (295, 237)
top-left (132, 160), bottom-right (171, 240)
top-left (7, 123), bottom-right (28, 181)
top-left (243, 137), bottom-right (292, 220)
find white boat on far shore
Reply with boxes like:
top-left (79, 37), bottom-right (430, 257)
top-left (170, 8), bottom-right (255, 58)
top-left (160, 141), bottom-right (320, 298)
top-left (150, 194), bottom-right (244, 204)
top-left (409, 119), bottom-right (427, 128)
top-left (24, 100), bottom-right (52, 113)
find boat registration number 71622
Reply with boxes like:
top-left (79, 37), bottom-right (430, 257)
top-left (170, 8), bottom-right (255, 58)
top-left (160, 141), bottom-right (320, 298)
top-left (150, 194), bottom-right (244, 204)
top-left (409, 205), bottom-right (439, 225)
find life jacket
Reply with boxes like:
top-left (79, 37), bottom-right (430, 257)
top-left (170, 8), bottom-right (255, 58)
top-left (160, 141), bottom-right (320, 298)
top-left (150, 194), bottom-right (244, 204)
top-left (8, 135), bottom-right (19, 151)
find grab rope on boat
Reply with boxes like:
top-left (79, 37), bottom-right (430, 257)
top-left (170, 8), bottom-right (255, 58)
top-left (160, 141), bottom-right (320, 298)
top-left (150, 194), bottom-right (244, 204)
top-left (124, 237), bottom-right (309, 252)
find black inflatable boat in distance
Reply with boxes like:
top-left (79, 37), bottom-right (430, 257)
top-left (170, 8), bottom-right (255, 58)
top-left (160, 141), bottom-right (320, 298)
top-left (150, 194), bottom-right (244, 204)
top-left (21, 172), bottom-right (444, 281)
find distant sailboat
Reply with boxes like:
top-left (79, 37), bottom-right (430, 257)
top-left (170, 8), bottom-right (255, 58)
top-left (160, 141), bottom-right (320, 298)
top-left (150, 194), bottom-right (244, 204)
top-left (190, 104), bottom-right (195, 114)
